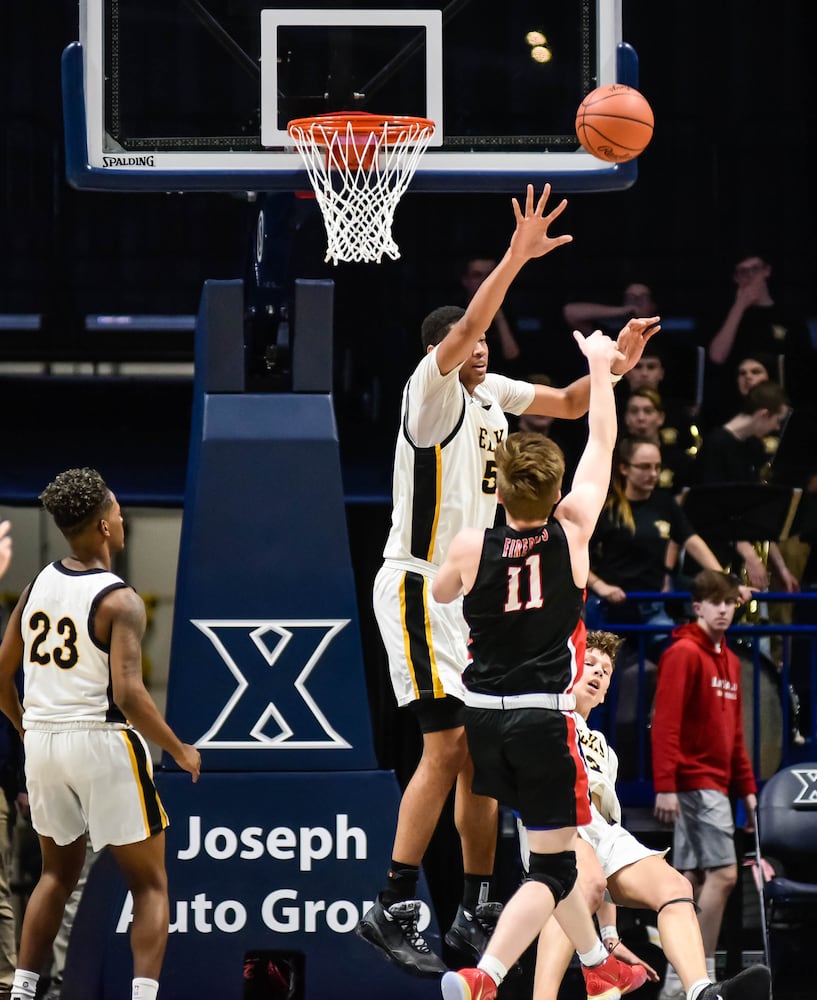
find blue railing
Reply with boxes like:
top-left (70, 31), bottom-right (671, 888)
top-left (589, 590), bottom-right (817, 807)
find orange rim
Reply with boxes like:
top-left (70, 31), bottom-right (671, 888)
top-left (287, 111), bottom-right (435, 144)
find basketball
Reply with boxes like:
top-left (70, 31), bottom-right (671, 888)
top-left (575, 84), bottom-right (654, 163)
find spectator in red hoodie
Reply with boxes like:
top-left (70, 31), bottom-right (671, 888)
top-left (650, 569), bottom-right (757, 1000)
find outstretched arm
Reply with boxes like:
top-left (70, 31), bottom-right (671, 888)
top-left (522, 316), bottom-right (660, 420)
top-left (435, 184), bottom-right (573, 375)
top-left (554, 330), bottom-right (631, 585)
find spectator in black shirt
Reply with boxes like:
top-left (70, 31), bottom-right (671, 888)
top-left (691, 381), bottom-right (798, 592)
top-left (586, 437), bottom-right (748, 659)
top-left (706, 253), bottom-right (814, 421)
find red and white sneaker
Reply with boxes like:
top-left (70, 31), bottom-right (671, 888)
top-left (440, 968), bottom-right (498, 1000)
top-left (582, 953), bottom-right (649, 1000)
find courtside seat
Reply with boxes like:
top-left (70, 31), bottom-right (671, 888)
top-left (754, 762), bottom-right (817, 984)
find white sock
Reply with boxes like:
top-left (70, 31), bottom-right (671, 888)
top-left (705, 957), bottom-right (716, 980)
top-left (687, 977), bottom-right (714, 1000)
top-left (476, 955), bottom-right (507, 987)
top-left (578, 941), bottom-right (609, 968)
top-left (11, 970), bottom-right (39, 1000)
top-left (133, 977), bottom-right (159, 1000)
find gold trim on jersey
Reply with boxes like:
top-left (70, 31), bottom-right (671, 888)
top-left (399, 571), bottom-right (445, 699)
top-left (427, 445), bottom-right (442, 562)
top-left (120, 729), bottom-right (169, 836)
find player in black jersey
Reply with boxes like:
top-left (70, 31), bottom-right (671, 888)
top-left (432, 328), bottom-right (657, 1000)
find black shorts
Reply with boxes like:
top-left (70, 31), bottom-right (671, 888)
top-left (464, 706), bottom-right (591, 829)
top-left (407, 694), bottom-right (465, 733)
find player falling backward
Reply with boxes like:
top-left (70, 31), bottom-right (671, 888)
top-left (521, 630), bottom-right (771, 1000)
top-left (432, 328), bottom-right (650, 1000)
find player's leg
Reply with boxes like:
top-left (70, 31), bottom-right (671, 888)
top-left (609, 854), bottom-right (705, 991)
top-left (454, 751), bottom-right (497, 878)
top-left (488, 827), bottom-right (582, 970)
top-left (12, 731), bottom-right (92, 999)
top-left (444, 749), bottom-right (501, 960)
top-left (109, 834), bottom-right (170, 982)
top-left (360, 568), bottom-right (474, 974)
top-left (532, 838), bottom-right (607, 1000)
top-left (357, 697), bottom-right (462, 975)
top-left (15, 836), bottom-right (88, 978)
top-left (442, 715), bottom-right (647, 1000)
top-left (393, 724), bottom-right (469, 867)
top-left (610, 854), bottom-right (768, 1000)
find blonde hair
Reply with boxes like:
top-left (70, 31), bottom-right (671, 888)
top-left (603, 436), bottom-right (660, 533)
top-left (496, 432), bottom-right (565, 521)
top-left (585, 630), bottom-right (625, 666)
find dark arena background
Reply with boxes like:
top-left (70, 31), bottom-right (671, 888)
top-left (1, 2), bottom-right (815, 999)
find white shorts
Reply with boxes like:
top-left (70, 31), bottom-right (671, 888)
top-left (518, 814), bottom-right (667, 884)
top-left (24, 726), bottom-right (170, 851)
top-left (581, 820), bottom-right (668, 878)
top-left (373, 563), bottom-right (469, 707)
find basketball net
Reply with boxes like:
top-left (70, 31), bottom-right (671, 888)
top-left (287, 112), bottom-right (435, 265)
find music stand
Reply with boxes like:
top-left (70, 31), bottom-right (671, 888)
top-left (679, 483), bottom-right (803, 543)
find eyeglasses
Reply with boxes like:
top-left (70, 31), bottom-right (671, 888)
top-left (627, 462), bottom-right (662, 472)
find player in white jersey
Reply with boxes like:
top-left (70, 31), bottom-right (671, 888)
top-left (358, 182), bottom-right (661, 977)
top-left (522, 631), bottom-right (770, 1000)
top-left (0, 468), bottom-right (200, 1000)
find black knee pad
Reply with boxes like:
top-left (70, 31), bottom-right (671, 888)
top-left (526, 850), bottom-right (578, 905)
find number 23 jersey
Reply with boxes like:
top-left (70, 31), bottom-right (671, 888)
top-left (21, 561), bottom-right (129, 726)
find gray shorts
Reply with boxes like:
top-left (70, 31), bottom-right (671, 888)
top-left (672, 789), bottom-right (736, 871)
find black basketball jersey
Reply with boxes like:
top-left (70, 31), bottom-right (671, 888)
top-left (462, 518), bottom-right (585, 697)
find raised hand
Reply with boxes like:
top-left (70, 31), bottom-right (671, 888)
top-left (735, 271), bottom-right (768, 310)
top-left (572, 327), bottom-right (626, 370)
top-left (509, 183), bottom-right (573, 261)
top-left (613, 316), bottom-right (661, 374)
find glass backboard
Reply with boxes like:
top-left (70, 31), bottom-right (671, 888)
top-left (65, 0), bottom-right (641, 193)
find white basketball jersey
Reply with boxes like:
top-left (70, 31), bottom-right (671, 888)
top-left (576, 713), bottom-right (621, 825)
top-left (21, 562), bottom-right (130, 726)
top-left (382, 349), bottom-right (534, 569)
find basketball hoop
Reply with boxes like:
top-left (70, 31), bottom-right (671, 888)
top-left (287, 112), bottom-right (435, 265)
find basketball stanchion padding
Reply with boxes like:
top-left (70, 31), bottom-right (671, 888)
top-left (287, 111), bottom-right (435, 265)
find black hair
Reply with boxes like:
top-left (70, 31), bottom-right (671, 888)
top-left (39, 468), bottom-right (111, 532)
top-left (421, 306), bottom-right (465, 350)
